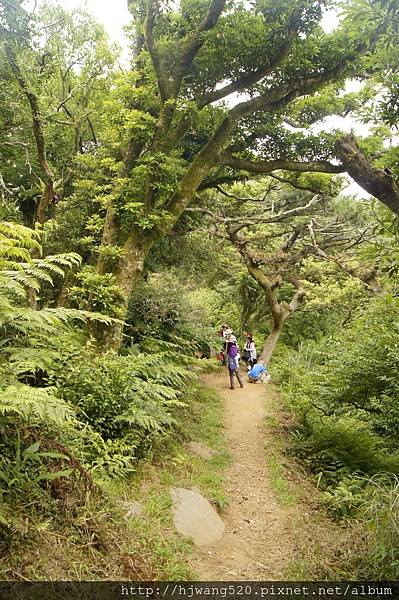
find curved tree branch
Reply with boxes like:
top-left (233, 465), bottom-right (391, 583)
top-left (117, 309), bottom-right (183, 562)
top-left (175, 0), bottom-right (227, 94)
top-left (335, 134), bottom-right (399, 216)
top-left (197, 6), bottom-right (303, 107)
top-left (144, 0), bottom-right (169, 102)
top-left (221, 152), bottom-right (345, 175)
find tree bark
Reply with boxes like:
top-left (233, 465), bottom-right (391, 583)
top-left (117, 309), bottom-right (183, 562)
top-left (335, 134), bottom-right (399, 216)
top-left (260, 321), bottom-right (285, 364)
top-left (97, 228), bottom-right (157, 350)
top-left (5, 43), bottom-right (55, 225)
top-left (96, 202), bottom-right (121, 275)
top-left (115, 229), bottom-right (155, 299)
top-left (258, 278), bottom-right (305, 363)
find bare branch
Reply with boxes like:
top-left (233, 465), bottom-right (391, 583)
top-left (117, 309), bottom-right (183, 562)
top-left (40, 17), bottom-right (65, 31)
top-left (227, 59), bottom-right (351, 121)
top-left (283, 116), bottom-right (304, 129)
top-left (0, 140), bottom-right (28, 147)
top-left (307, 218), bottom-right (382, 294)
top-left (144, 0), bottom-right (169, 101)
top-left (267, 172), bottom-right (334, 194)
top-left (56, 83), bottom-right (80, 112)
top-left (214, 185), bottom-right (271, 204)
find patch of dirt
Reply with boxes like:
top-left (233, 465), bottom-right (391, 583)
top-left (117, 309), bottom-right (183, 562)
top-left (190, 371), bottom-right (298, 580)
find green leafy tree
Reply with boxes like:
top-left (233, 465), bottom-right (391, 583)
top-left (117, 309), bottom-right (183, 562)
top-left (190, 177), bottom-right (380, 361)
top-left (84, 0), bottom-right (394, 348)
top-left (0, 1), bottom-right (116, 225)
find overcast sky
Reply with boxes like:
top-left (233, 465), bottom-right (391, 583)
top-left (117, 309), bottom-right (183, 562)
top-left (28, 0), bottom-right (368, 197)
top-left (47, 0), bottom-right (132, 46)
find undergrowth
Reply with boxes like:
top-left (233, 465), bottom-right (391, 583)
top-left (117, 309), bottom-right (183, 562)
top-left (0, 380), bottom-right (227, 580)
top-left (272, 299), bottom-right (399, 579)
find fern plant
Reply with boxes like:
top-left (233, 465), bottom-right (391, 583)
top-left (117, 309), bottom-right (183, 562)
top-left (0, 221), bottom-right (115, 427)
top-left (0, 221), bottom-right (199, 489)
top-left (55, 350), bottom-right (197, 441)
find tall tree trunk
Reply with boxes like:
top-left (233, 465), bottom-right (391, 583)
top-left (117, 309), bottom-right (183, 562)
top-left (5, 43), bottom-right (55, 226)
top-left (95, 116), bottom-right (235, 351)
top-left (260, 320), bottom-right (285, 364)
top-left (258, 282), bottom-right (304, 364)
top-left (96, 202), bottom-right (120, 275)
top-left (98, 228), bottom-right (156, 351)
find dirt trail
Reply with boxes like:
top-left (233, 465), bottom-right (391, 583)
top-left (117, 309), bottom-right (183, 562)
top-left (191, 371), bottom-right (297, 580)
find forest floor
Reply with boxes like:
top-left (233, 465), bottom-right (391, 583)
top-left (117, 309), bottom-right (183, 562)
top-left (1, 368), bottom-right (356, 580)
top-left (190, 370), bottom-right (350, 580)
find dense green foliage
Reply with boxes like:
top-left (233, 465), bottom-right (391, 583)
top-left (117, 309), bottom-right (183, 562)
top-left (0, 221), bottom-right (200, 569)
top-left (274, 287), bottom-right (399, 576)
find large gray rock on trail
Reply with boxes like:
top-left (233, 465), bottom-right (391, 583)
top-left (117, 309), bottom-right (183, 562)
top-left (188, 441), bottom-right (217, 460)
top-left (170, 486), bottom-right (225, 547)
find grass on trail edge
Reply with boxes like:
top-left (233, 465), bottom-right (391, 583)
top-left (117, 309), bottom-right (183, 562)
top-left (262, 384), bottom-right (368, 580)
top-left (263, 398), bottom-right (297, 509)
top-left (0, 381), bottom-right (229, 581)
top-left (108, 383), bottom-right (230, 581)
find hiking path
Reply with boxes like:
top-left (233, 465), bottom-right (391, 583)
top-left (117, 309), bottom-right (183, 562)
top-left (190, 371), bottom-right (298, 580)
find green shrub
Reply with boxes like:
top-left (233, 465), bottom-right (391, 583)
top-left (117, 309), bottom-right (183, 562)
top-left (275, 294), bottom-right (399, 581)
top-left (54, 347), bottom-right (197, 448)
top-left (358, 476), bottom-right (399, 579)
top-left (125, 272), bottom-right (224, 354)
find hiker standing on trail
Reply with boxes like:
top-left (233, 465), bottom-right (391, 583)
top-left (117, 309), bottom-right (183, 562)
top-left (226, 334), bottom-right (244, 390)
top-left (243, 333), bottom-right (257, 370)
top-left (219, 323), bottom-right (230, 339)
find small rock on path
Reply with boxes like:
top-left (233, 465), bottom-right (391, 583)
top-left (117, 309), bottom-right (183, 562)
top-left (188, 441), bottom-right (218, 460)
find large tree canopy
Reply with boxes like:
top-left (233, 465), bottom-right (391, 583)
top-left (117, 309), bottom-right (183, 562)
top-left (2, 0), bottom-right (398, 347)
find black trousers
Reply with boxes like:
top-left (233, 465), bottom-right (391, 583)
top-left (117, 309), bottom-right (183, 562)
top-left (244, 355), bottom-right (257, 369)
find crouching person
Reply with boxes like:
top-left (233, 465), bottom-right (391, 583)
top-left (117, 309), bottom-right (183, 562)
top-left (247, 360), bottom-right (270, 383)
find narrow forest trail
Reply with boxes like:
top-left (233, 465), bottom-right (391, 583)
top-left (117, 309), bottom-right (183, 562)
top-left (190, 371), bottom-right (298, 580)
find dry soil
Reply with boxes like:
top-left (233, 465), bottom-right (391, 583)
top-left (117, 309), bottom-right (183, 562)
top-left (191, 370), bottom-right (298, 580)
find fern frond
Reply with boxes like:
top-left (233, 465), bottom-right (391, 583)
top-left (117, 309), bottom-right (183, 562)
top-left (117, 403), bottom-right (177, 431)
top-left (19, 266), bottom-right (54, 284)
top-left (35, 253), bottom-right (81, 268)
top-left (0, 245), bottom-right (32, 262)
top-left (1, 270), bottom-right (41, 291)
top-left (0, 384), bottom-right (75, 427)
top-left (0, 276), bottom-right (27, 299)
top-left (7, 347), bottom-right (63, 374)
top-left (0, 221), bottom-right (42, 252)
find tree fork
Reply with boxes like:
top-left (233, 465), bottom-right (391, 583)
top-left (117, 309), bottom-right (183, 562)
top-left (228, 226), bottom-right (305, 363)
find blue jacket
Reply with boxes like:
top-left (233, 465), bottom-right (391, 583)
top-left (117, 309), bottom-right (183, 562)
top-left (248, 364), bottom-right (266, 379)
